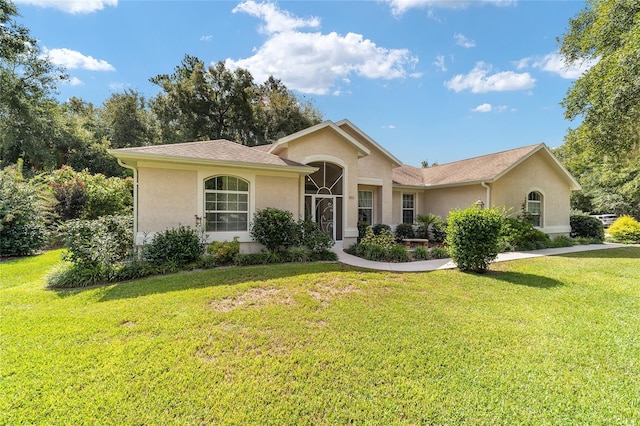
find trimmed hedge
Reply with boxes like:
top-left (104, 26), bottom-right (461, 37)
top-left (570, 213), bottom-right (604, 240)
top-left (447, 207), bottom-right (503, 272)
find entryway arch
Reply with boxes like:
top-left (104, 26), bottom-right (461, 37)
top-left (304, 161), bottom-right (343, 241)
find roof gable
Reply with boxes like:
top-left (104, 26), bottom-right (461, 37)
top-left (268, 120), bottom-right (370, 158)
top-left (393, 143), bottom-right (580, 190)
top-left (335, 119), bottom-right (402, 167)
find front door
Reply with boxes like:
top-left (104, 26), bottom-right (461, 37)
top-left (314, 196), bottom-right (336, 240)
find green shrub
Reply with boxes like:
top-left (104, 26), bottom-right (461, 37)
top-left (288, 246), bottom-right (312, 263)
top-left (607, 215), bottom-right (640, 243)
top-left (501, 216), bottom-right (551, 251)
top-left (49, 166), bottom-right (132, 220)
top-left (310, 250), bottom-right (338, 262)
top-left (47, 263), bottom-right (108, 288)
top-left (372, 223), bottom-right (392, 236)
top-left (196, 254), bottom-right (217, 270)
top-left (357, 221), bottom-right (369, 241)
top-left (388, 244), bottom-right (410, 262)
top-left (250, 208), bottom-right (298, 252)
top-left (416, 214), bottom-right (445, 241)
top-left (0, 163), bottom-right (51, 256)
top-left (447, 207), bottom-right (504, 272)
top-left (207, 237), bottom-right (240, 265)
top-left (551, 235), bottom-right (575, 248)
top-left (360, 243), bottom-right (388, 261)
top-left (429, 246), bottom-right (449, 259)
top-left (412, 246), bottom-right (430, 260)
top-left (62, 215), bottom-right (133, 269)
top-left (394, 223), bottom-right (415, 241)
top-left (297, 218), bottom-right (334, 252)
top-left (143, 225), bottom-right (204, 267)
top-left (234, 251), bottom-right (287, 266)
top-left (570, 213), bottom-right (604, 240)
top-left (361, 226), bottom-right (395, 251)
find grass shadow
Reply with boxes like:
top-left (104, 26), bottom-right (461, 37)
top-left (555, 246), bottom-right (640, 259)
top-left (88, 262), bottom-right (351, 302)
top-left (483, 270), bottom-right (564, 289)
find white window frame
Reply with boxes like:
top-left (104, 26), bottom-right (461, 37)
top-left (358, 190), bottom-right (374, 225)
top-left (526, 191), bottom-right (543, 228)
top-left (402, 193), bottom-right (415, 224)
top-left (204, 176), bottom-right (250, 232)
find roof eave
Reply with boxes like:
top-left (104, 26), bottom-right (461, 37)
top-left (108, 151), bottom-right (317, 174)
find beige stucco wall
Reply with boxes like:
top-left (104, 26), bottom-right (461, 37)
top-left (491, 151), bottom-right (572, 234)
top-left (280, 127), bottom-right (361, 246)
top-left (137, 167), bottom-right (198, 235)
top-left (255, 175), bottom-right (301, 217)
top-left (134, 161), bottom-right (305, 249)
top-left (354, 143), bottom-right (396, 225)
top-left (421, 185), bottom-right (486, 220)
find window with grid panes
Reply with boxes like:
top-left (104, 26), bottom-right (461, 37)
top-left (358, 190), bottom-right (373, 225)
top-left (402, 193), bottom-right (415, 224)
top-left (204, 176), bottom-right (249, 232)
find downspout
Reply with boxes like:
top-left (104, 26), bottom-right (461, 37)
top-left (480, 181), bottom-right (491, 208)
top-left (117, 159), bottom-right (138, 248)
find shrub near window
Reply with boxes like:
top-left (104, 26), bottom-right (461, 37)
top-left (447, 207), bottom-right (504, 273)
top-left (143, 225), bottom-right (204, 268)
top-left (250, 208), bottom-right (298, 252)
top-left (394, 223), bottom-right (415, 241)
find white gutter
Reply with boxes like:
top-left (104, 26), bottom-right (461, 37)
top-left (117, 159), bottom-right (138, 248)
top-left (481, 181), bottom-right (491, 207)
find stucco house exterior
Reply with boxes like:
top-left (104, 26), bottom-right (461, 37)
top-left (109, 119), bottom-right (581, 251)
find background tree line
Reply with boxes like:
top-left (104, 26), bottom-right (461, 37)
top-left (0, 0), bottom-right (322, 178)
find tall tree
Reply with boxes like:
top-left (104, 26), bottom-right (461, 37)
top-left (555, 127), bottom-right (640, 218)
top-left (100, 89), bottom-right (157, 148)
top-left (0, 0), bottom-right (66, 171)
top-left (255, 76), bottom-right (322, 142)
top-left (150, 56), bottom-right (258, 145)
top-left (559, 0), bottom-right (640, 154)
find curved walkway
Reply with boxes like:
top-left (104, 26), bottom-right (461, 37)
top-left (332, 243), bottom-right (628, 272)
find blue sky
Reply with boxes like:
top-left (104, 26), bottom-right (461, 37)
top-left (15, 0), bottom-right (592, 167)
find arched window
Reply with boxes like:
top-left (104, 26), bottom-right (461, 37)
top-left (526, 191), bottom-right (543, 227)
top-left (204, 176), bottom-right (249, 232)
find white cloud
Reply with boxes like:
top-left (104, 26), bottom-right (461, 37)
top-left (454, 33), bottom-right (475, 48)
top-left (386, 0), bottom-right (514, 16)
top-left (433, 54), bottom-right (447, 72)
top-left (472, 103), bottom-right (492, 112)
top-left (530, 52), bottom-right (598, 79)
top-left (445, 62), bottom-right (535, 93)
top-left (63, 76), bottom-right (83, 86)
top-left (45, 48), bottom-right (115, 71)
top-left (382, 124), bottom-right (397, 129)
top-left (233, 1), bottom-right (320, 34)
top-left (200, 35), bottom-right (213, 42)
top-left (16, 0), bottom-right (116, 13)
top-left (227, 2), bottom-right (420, 95)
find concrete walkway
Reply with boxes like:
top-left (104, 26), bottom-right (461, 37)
top-left (332, 242), bottom-right (628, 272)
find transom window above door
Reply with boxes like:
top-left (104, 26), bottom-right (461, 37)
top-left (305, 162), bottom-right (343, 195)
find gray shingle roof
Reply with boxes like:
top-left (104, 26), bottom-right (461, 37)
top-left (110, 139), bottom-right (310, 168)
top-left (393, 144), bottom-right (543, 187)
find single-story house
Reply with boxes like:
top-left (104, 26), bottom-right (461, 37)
top-left (109, 119), bottom-right (581, 251)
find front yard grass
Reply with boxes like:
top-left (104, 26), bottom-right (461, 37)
top-left (2, 247), bottom-right (639, 424)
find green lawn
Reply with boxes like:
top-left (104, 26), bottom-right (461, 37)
top-left (2, 248), bottom-right (639, 424)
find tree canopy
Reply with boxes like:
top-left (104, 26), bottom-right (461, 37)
top-left (559, 0), bottom-right (640, 153)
